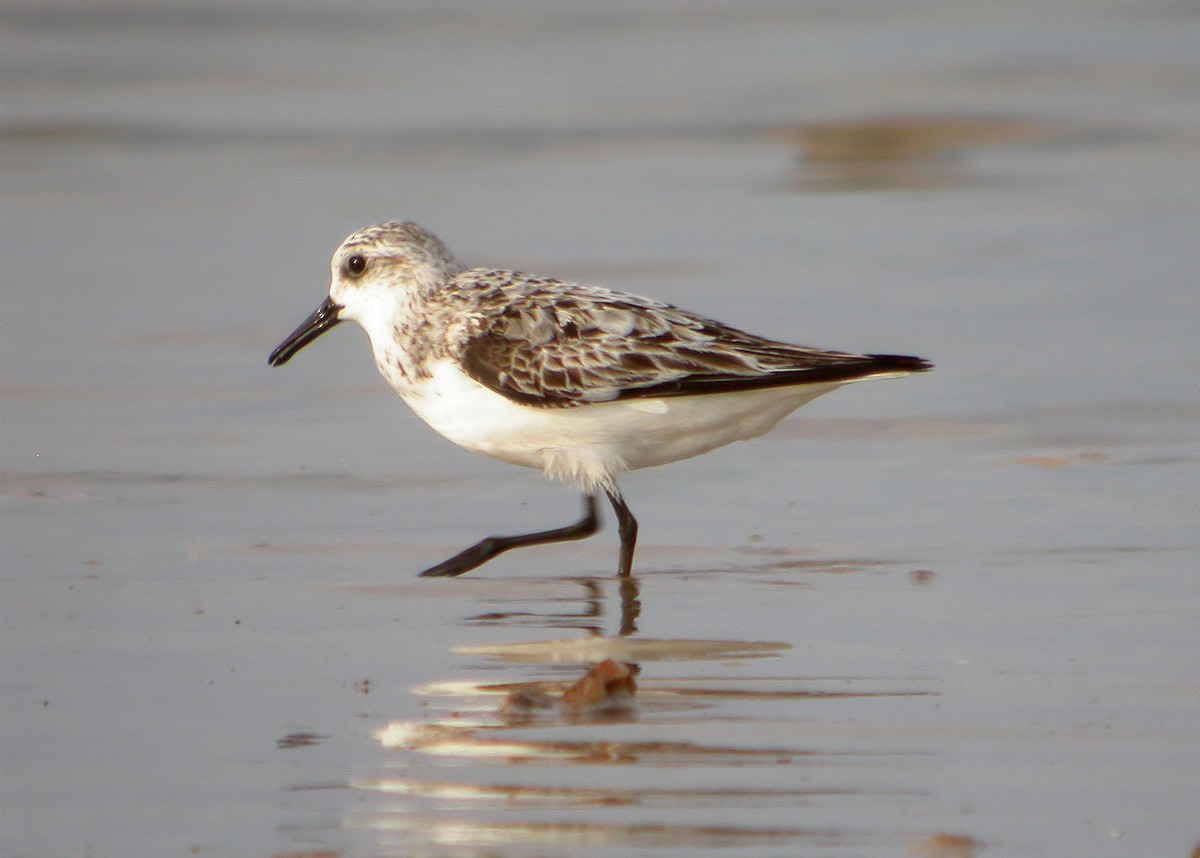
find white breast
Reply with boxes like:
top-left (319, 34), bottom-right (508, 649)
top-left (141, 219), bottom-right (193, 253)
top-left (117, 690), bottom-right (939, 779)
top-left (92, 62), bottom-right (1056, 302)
top-left (387, 359), bottom-right (841, 492)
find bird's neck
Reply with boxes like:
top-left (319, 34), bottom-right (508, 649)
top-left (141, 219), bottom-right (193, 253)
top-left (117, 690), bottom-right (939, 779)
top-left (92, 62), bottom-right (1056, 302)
top-left (362, 293), bottom-right (442, 391)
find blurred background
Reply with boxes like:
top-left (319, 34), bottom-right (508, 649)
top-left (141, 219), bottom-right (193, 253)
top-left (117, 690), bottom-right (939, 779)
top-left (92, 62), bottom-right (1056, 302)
top-left (2, 2), bottom-right (1196, 857)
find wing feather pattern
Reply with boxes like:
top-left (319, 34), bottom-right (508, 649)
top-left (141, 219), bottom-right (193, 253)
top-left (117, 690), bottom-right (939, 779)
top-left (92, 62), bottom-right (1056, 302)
top-left (449, 271), bottom-right (931, 408)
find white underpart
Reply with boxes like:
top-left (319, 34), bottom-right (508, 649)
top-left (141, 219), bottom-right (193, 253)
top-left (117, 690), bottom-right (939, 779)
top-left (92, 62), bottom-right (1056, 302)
top-left (396, 358), bottom-right (844, 493)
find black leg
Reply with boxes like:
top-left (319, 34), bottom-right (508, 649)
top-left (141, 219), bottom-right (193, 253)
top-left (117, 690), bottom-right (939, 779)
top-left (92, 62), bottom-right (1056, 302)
top-left (604, 487), bottom-right (638, 577)
top-left (419, 493), bottom-right (599, 578)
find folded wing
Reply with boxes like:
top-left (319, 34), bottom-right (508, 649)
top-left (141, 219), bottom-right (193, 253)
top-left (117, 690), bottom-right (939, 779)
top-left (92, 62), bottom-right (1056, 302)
top-left (455, 274), bottom-right (931, 409)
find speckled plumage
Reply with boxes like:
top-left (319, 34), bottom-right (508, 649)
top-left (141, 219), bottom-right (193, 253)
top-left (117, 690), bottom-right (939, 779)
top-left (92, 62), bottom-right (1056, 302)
top-left (269, 221), bottom-right (931, 577)
top-left (447, 272), bottom-right (925, 407)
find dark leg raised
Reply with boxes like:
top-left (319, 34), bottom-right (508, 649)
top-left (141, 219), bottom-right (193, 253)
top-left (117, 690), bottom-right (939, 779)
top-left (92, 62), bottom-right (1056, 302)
top-left (419, 493), bottom-right (600, 577)
top-left (604, 487), bottom-right (639, 577)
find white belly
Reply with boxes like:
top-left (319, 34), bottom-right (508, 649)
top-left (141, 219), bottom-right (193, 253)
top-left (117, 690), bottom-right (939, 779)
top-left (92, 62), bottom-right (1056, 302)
top-left (392, 359), bottom-right (840, 491)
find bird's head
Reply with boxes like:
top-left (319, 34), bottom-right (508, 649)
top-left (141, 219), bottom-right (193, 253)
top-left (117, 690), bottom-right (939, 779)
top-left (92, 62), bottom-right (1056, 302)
top-left (268, 221), bottom-right (461, 367)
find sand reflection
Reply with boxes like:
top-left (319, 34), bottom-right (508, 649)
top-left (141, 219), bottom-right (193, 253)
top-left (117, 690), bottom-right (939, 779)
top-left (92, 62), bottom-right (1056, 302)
top-left (348, 575), bottom-right (941, 855)
top-left (775, 114), bottom-right (1101, 191)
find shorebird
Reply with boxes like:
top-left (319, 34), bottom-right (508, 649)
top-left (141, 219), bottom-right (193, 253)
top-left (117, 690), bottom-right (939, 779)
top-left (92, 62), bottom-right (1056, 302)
top-left (269, 222), bottom-right (930, 577)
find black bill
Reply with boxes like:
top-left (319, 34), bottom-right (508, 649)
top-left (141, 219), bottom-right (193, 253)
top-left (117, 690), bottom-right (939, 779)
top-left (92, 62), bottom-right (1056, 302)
top-left (268, 297), bottom-right (344, 366)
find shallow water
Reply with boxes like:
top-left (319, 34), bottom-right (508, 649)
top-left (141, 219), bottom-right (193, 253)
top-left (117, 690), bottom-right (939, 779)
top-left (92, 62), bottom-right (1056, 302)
top-left (2, 2), bottom-right (1197, 857)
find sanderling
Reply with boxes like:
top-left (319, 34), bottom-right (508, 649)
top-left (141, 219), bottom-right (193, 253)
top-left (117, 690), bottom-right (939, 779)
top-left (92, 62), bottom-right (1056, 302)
top-left (269, 222), bottom-right (931, 578)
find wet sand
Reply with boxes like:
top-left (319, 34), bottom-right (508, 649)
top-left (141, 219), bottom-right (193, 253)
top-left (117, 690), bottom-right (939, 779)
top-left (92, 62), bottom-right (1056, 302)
top-left (2, 2), bottom-right (1197, 856)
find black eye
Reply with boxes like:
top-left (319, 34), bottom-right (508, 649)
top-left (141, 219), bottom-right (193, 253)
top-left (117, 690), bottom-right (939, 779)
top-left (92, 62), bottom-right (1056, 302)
top-left (345, 255), bottom-right (367, 277)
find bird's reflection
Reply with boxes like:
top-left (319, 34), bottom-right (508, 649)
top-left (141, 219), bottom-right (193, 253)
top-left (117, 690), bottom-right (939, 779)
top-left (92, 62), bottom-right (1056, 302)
top-left (461, 573), bottom-right (641, 637)
top-left (348, 566), bottom-right (955, 858)
top-left (616, 575), bottom-right (640, 636)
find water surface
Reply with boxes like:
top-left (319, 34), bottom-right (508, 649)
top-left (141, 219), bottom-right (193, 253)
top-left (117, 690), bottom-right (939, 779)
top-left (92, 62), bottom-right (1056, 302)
top-left (2, 2), bottom-right (1197, 856)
